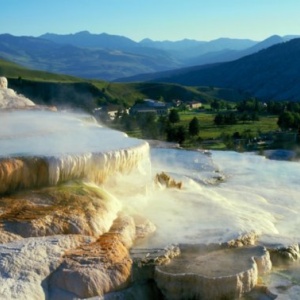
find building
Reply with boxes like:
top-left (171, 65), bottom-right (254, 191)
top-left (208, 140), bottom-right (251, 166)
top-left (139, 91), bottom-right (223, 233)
top-left (130, 99), bottom-right (169, 116)
top-left (94, 105), bottom-right (127, 121)
top-left (187, 101), bottom-right (202, 110)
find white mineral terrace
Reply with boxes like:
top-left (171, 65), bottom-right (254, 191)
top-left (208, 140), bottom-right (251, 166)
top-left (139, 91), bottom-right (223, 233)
top-left (0, 110), bottom-right (150, 193)
top-left (1, 85), bottom-right (300, 299)
top-left (0, 77), bottom-right (35, 109)
top-left (134, 148), bottom-right (300, 247)
top-left (0, 110), bottom-right (145, 156)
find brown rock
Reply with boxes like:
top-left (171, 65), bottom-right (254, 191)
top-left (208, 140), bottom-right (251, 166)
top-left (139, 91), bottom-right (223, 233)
top-left (227, 231), bottom-right (258, 247)
top-left (49, 215), bottom-right (135, 299)
top-left (0, 230), bottom-right (22, 244)
top-left (0, 182), bottom-right (121, 239)
top-left (0, 142), bottom-right (149, 195)
top-left (0, 157), bottom-right (49, 194)
top-left (108, 213), bottom-right (136, 248)
top-left (155, 172), bottom-right (182, 189)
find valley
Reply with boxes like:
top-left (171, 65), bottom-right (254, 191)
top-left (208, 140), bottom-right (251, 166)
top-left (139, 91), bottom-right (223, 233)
top-left (0, 98), bottom-right (299, 299)
top-left (1, 23), bottom-right (300, 299)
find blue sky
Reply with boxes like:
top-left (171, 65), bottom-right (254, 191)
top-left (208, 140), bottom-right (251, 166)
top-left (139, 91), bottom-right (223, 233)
top-left (1, 0), bottom-right (300, 41)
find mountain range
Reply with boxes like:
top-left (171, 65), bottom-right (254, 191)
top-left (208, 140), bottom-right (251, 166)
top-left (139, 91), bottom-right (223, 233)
top-left (1, 31), bottom-right (300, 101)
top-left (0, 31), bottom-right (298, 81)
top-left (120, 38), bottom-right (300, 101)
top-left (1, 57), bottom-right (249, 111)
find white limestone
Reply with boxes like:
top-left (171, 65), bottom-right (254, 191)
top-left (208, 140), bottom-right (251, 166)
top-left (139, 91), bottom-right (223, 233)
top-left (0, 110), bottom-right (150, 194)
top-left (154, 245), bottom-right (272, 300)
top-left (0, 77), bottom-right (8, 89)
top-left (0, 235), bottom-right (95, 300)
top-left (0, 77), bottom-right (35, 108)
top-left (0, 87), bottom-right (300, 299)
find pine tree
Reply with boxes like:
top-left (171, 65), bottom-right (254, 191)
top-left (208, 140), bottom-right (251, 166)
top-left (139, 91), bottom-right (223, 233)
top-left (168, 109), bottom-right (180, 123)
top-left (188, 117), bottom-right (200, 136)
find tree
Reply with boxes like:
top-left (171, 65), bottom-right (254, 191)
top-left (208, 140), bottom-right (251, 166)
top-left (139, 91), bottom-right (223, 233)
top-left (211, 99), bottom-right (220, 111)
top-left (240, 112), bottom-right (249, 124)
top-left (287, 101), bottom-right (300, 113)
top-left (214, 113), bottom-right (224, 125)
top-left (120, 111), bottom-right (137, 131)
top-left (166, 125), bottom-right (187, 144)
top-left (188, 117), bottom-right (200, 136)
top-left (136, 112), bottom-right (156, 127)
top-left (242, 129), bottom-right (254, 140)
top-left (251, 112), bottom-right (260, 122)
top-left (220, 133), bottom-right (234, 149)
top-left (266, 101), bottom-right (284, 114)
top-left (232, 131), bottom-right (241, 139)
top-left (157, 116), bottom-right (169, 138)
top-left (134, 98), bottom-right (144, 105)
top-left (278, 111), bottom-right (295, 130)
top-left (225, 112), bottom-right (237, 125)
top-left (176, 126), bottom-right (187, 144)
top-left (168, 109), bottom-right (180, 123)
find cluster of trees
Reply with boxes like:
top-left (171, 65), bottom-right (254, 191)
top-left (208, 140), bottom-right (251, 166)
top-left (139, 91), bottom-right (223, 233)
top-left (112, 109), bottom-right (200, 144)
top-left (214, 112), bottom-right (259, 125)
top-left (166, 112), bottom-right (200, 144)
top-left (236, 99), bottom-right (264, 113)
top-left (237, 98), bottom-right (300, 116)
top-left (214, 112), bottom-right (237, 125)
top-left (102, 97), bottom-right (300, 149)
top-left (210, 99), bottom-right (232, 111)
top-left (276, 101), bottom-right (300, 130)
top-left (277, 111), bottom-right (300, 130)
top-left (219, 129), bottom-right (258, 151)
top-left (213, 98), bottom-right (300, 131)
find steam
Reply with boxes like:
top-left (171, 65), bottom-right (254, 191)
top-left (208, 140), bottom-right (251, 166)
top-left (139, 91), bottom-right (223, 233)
top-left (0, 110), bottom-right (142, 157)
top-left (0, 77), bottom-right (35, 108)
top-left (0, 110), bottom-right (150, 194)
top-left (118, 149), bottom-right (300, 248)
top-left (1, 109), bottom-right (299, 250)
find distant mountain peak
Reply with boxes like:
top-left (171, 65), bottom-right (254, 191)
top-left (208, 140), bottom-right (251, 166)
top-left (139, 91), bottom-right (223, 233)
top-left (140, 38), bottom-right (153, 43)
top-left (75, 30), bottom-right (91, 35)
top-left (264, 35), bottom-right (283, 41)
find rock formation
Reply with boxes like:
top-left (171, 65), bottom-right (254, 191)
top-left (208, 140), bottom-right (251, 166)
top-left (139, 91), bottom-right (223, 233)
top-left (0, 182), bottom-right (121, 238)
top-left (155, 172), bottom-right (182, 189)
top-left (0, 77), bottom-right (8, 88)
top-left (154, 244), bottom-right (272, 300)
top-left (0, 80), bottom-right (299, 299)
top-left (0, 93), bottom-right (154, 299)
top-left (48, 215), bottom-right (135, 299)
top-left (0, 76), bottom-right (35, 109)
top-left (0, 109), bottom-right (150, 195)
top-left (0, 235), bottom-right (95, 300)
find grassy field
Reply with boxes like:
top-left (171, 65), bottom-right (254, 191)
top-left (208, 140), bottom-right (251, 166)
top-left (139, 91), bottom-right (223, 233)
top-left (179, 110), bottom-right (279, 149)
top-left (0, 57), bottom-right (283, 151)
top-left (0, 57), bottom-right (259, 111)
top-left (121, 110), bottom-right (280, 150)
top-left (181, 111), bottom-right (278, 138)
top-left (1, 57), bottom-right (236, 109)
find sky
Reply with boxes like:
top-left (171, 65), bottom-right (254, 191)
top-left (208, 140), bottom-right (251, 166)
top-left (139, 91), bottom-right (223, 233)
top-left (1, 0), bottom-right (300, 42)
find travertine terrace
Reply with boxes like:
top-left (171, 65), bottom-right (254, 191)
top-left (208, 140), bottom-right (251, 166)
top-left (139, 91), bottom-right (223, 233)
top-left (0, 78), bottom-right (153, 299)
top-left (155, 244), bottom-right (272, 300)
top-left (0, 78), bottom-right (299, 299)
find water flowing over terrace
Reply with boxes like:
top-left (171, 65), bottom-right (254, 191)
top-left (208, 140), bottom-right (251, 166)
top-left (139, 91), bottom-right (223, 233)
top-left (0, 93), bottom-right (299, 298)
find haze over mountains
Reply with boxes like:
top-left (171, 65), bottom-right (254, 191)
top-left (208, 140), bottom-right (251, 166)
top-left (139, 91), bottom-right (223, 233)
top-left (121, 38), bottom-right (300, 101)
top-left (0, 31), bottom-right (298, 82)
top-left (1, 31), bottom-right (300, 100)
